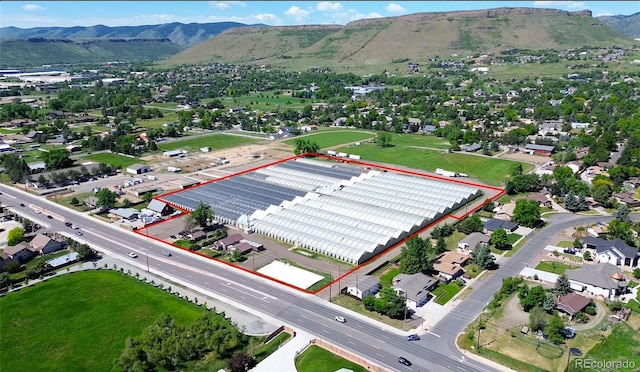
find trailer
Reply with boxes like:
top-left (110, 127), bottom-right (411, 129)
top-left (435, 168), bottom-right (458, 177)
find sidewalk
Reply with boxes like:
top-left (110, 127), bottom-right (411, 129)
top-left (251, 329), bottom-right (315, 372)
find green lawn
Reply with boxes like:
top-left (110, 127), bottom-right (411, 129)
top-left (379, 267), bottom-right (401, 287)
top-left (573, 322), bottom-right (640, 372)
top-left (507, 233), bottom-right (522, 245)
top-left (83, 152), bottom-right (145, 168)
top-left (431, 281), bottom-right (464, 305)
top-left (9, 250), bottom-right (70, 280)
top-left (295, 345), bottom-right (368, 372)
top-left (284, 131), bottom-right (374, 149)
top-left (135, 112), bottom-right (181, 129)
top-left (534, 261), bottom-right (580, 275)
top-left (157, 133), bottom-right (259, 152)
top-left (336, 143), bottom-right (526, 185)
top-left (253, 332), bottom-right (291, 363)
top-left (0, 270), bottom-right (207, 372)
top-left (54, 192), bottom-right (94, 212)
top-left (391, 133), bottom-right (450, 149)
top-left (218, 92), bottom-right (321, 112)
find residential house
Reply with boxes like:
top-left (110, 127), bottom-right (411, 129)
top-left (566, 263), bottom-right (628, 299)
top-left (333, 117), bottom-right (348, 127)
top-left (457, 232), bottom-right (491, 254)
top-left (587, 222), bottom-right (608, 237)
top-left (524, 144), bottom-right (555, 156)
top-left (229, 106), bottom-right (246, 114)
top-left (3, 243), bottom-right (34, 264)
top-left (108, 208), bottom-right (139, 220)
top-left (460, 143), bottom-right (481, 152)
top-left (483, 218), bottom-right (518, 235)
top-left (341, 275), bottom-right (381, 300)
top-left (188, 230), bottom-right (206, 241)
top-left (146, 199), bottom-right (174, 217)
top-left (392, 273), bottom-right (438, 309)
top-left (29, 233), bottom-right (63, 255)
top-left (556, 292), bottom-right (591, 320)
top-left (163, 150), bottom-right (184, 158)
top-left (583, 236), bottom-right (639, 268)
top-left (433, 251), bottom-right (468, 282)
top-left (526, 191), bottom-right (553, 208)
top-left (612, 193), bottom-right (640, 208)
top-left (422, 125), bottom-right (437, 134)
top-left (0, 252), bottom-right (14, 269)
top-left (214, 233), bottom-right (244, 250)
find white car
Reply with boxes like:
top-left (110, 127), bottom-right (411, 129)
top-left (127, 252), bottom-right (138, 258)
top-left (334, 316), bottom-right (346, 323)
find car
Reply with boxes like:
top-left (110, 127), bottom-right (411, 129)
top-left (75, 231), bottom-right (83, 236)
top-left (459, 278), bottom-right (467, 285)
top-left (127, 252), bottom-right (138, 258)
top-left (334, 316), bottom-right (346, 323)
top-left (46, 215), bottom-right (53, 219)
top-left (563, 248), bottom-right (576, 254)
top-left (35, 210), bottom-right (41, 214)
top-left (398, 357), bottom-right (412, 366)
top-left (65, 222), bottom-right (73, 227)
top-left (170, 235), bottom-right (177, 239)
top-left (406, 334), bottom-right (420, 341)
top-left (163, 251), bottom-right (172, 257)
top-left (71, 224), bottom-right (79, 229)
top-left (19, 203), bottom-right (25, 207)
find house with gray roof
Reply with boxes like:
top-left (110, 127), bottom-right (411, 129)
top-left (341, 275), bottom-right (381, 300)
top-left (392, 273), bottom-right (438, 309)
top-left (146, 199), bottom-right (174, 217)
top-left (566, 263), bottom-right (628, 299)
top-left (583, 237), bottom-right (639, 268)
top-left (458, 232), bottom-right (490, 254)
top-left (483, 218), bottom-right (518, 234)
top-left (108, 208), bottom-right (140, 220)
top-left (29, 233), bottom-right (63, 255)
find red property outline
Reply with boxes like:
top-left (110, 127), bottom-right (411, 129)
top-left (135, 152), bottom-right (505, 294)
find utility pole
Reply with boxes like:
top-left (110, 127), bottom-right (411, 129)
top-left (403, 291), bottom-right (408, 331)
top-left (476, 314), bottom-right (482, 349)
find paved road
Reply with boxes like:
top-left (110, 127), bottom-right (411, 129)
top-left (0, 185), bottom-right (615, 372)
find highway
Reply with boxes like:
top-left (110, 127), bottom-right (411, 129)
top-left (0, 184), bottom-right (612, 372)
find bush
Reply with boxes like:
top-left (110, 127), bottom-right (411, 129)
top-left (585, 306), bottom-right (596, 316)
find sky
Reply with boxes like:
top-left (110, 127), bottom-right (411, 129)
top-left (1, 1), bottom-right (638, 29)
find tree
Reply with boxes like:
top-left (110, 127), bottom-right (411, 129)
top-left (142, 192), bottom-right (154, 203)
top-left (227, 353), bottom-right (256, 372)
top-left (74, 243), bottom-right (97, 261)
top-left (183, 215), bottom-right (198, 234)
top-left (573, 238), bottom-right (583, 249)
top-left (7, 226), bottom-right (24, 246)
top-left (42, 148), bottom-right (73, 170)
top-left (607, 219), bottom-right (635, 245)
top-left (512, 199), bottom-right (541, 228)
top-left (520, 285), bottom-right (547, 312)
top-left (96, 188), bottom-right (118, 209)
top-left (456, 214), bottom-right (483, 234)
top-left (543, 293), bottom-right (556, 313)
top-left (490, 228), bottom-right (509, 250)
top-left (375, 132), bottom-right (393, 147)
top-left (70, 196), bottom-right (80, 206)
top-left (434, 236), bottom-right (447, 254)
top-left (293, 139), bottom-right (320, 155)
top-left (613, 204), bottom-right (631, 222)
top-left (529, 306), bottom-right (548, 332)
top-left (0, 272), bottom-right (11, 288)
top-left (545, 315), bottom-right (566, 344)
top-left (400, 236), bottom-right (432, 274)
top-left (592, 181), bottom-right (613, 207)
top-left (554, 273), bottom-right (571, 296)
top-left (191, 202), bottom-right (214, 228)
top-left (472, 243), bottom-right (496, 270)
top-left (583, 250), bottom-right (592, 261)
top-left (633, 268), bottom-right (640, 279)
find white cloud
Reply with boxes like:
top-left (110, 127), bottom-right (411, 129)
top-left (532, 1), bottom-right (586, 9)
top-left (253, 13), bottom-right (278, 23)
top-left (22, 4), bottom-right (45, 11)
top-left (348, 11), bottom-right (383, 22)
top-left (284, 6), bottom-right (310, 22)
top-left (385, 3), bottom-right (406, 14)
top-left (316, 2), bottom-right (343, 12)
top-left (209, 1), bottom-right (246, 10)
top-left (594, 10), bottom-right (613, 17)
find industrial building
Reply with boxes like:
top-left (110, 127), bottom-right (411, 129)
top-left (158, 157), bottom-right (482, 264)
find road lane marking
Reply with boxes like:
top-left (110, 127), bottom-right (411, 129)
top-left (427, 331), bottom-right (440, 337)
top-left (322, 329), bottom-right (329, 334)
top-left (376, 353), bottom-right (384, 358)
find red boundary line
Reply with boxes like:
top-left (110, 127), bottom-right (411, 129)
top-left (136, 153), bottom-right (505, 294)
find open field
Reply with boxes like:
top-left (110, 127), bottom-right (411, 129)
top-left (389, 133), bottom-right (451, 149)
top-left (83, 152), bottom-right (145, 168)
top-left (0, 270), bottom-right (206, 372)
top-left (135, 112), bottom-right (181, 128)
top-left (284, 131), bottom-right (374, 149)
top-left (573, 319), bottom-right (640, 372)
top-left (534, 260), bottom-right (580, 275)
top-left (295, 345), bottom-right (368, 372)
top-left (157, 133), bottom-right (260, 152)
top-left (336, 143), bottom-right (526, 185)
top-left (217, 92), bottom-right (322, 111)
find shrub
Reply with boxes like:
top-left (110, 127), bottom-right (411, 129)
top-left (585, 306), bottom-right (596, 316)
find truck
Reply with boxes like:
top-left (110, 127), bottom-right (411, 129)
top-left (167, 166), bottom-right (181, 172)
top-left (435, 168), bottom-right (458, 177)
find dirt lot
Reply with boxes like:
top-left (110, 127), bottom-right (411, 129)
top-left (497, 151), bottom-right (550, 168)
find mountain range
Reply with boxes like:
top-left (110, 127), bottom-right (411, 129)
top-left (0, 8), bottom-right (638, 70)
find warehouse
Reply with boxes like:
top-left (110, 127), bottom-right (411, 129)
top-left (159, 157), bottom-right (482, 265)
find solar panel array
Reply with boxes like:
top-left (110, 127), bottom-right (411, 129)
top-left (159, 157), bottom-right (482, 264)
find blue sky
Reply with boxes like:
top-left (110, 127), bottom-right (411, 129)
top-left (1, 1), bottom-right (637, 29)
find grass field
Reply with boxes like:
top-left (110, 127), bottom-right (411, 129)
top-left (83, 152), bottom-right (145, 168)
top-left (379, 267), bottom-right (401, 287)
top-left (390, 133), bottom-right (450, 149)
top-left (431, 281), bottom-right (464, 305)
top-left (217, 92), bottom-right (322, 112)
top-left (336, 143), bottom-right (525, 185)
top-left (284, 130), bottom-right (374, 149)
top-left (157, 133), bottom-right (259, 152)
top-left (574, 321), bottom-right (640, 372)
top-left (295, 345), bottom-right (368, 372)
top-left (0, 270), bottom-right (207, 372)
top-left (534, 260), bottom-right (580, 275)
top-left (135, 112), bottom-right (181, 129)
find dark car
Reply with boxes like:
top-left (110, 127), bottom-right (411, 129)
top-left (563, 248), bottom-right (576, 254)
top-left (46, 215), bottom-right (53, 219)
top-left (398, 357), bottom-right (412, 366)
top-left (19, 203), bottom-right (25, 207)
top-left (65, 222), bottom-right (73, 227)
top-left (406, 334), bottom-right (420, 341)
